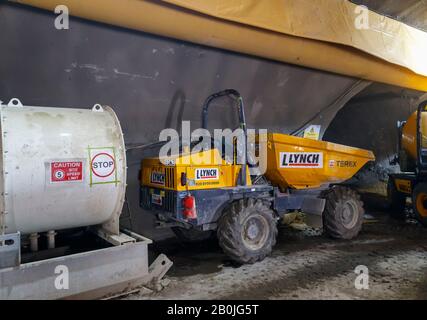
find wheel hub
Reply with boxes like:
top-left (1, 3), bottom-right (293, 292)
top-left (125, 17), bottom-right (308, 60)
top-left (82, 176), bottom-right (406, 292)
top-left (241, 214), bottom-right (269, 251)
top-left (341, 201), bottom-right (358, 229)
top-left (247, 223), bottom-right (260, 240)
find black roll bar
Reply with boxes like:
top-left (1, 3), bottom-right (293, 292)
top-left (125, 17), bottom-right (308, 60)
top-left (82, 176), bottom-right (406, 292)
top-left (201, 89), bottom-right (248, 186)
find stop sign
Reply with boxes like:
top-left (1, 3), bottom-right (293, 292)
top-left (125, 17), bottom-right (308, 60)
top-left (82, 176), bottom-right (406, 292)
top-left (91, 153), bottom-right (116, 178)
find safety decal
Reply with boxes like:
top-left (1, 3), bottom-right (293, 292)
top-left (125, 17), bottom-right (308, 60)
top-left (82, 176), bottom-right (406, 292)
top-left (280, 152), bottom-right (323, 169)
top-left (88, 147), bottom-right (119, 186)
top-left (151, 193), bottom-right (163, 206)
top-left (303, 125), bottom-right (321, 141)
top-left (50, 161), bottom-right (83, 183)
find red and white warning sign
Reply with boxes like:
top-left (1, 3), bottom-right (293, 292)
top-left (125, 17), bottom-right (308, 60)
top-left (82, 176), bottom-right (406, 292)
top-left (50, 161), bottom-right (83, 183)
top-left (89, 148), bottom-right (118, 185)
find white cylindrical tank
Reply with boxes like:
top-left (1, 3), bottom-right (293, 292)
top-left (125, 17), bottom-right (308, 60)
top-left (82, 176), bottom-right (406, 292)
top-left (0, 98), bottom-right (127, 236)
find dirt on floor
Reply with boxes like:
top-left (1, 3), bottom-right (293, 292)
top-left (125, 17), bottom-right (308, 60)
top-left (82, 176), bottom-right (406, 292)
top-left (125, 195), bottom-right (427, 300)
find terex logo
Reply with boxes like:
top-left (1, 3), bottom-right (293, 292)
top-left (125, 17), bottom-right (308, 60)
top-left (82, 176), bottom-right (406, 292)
top-left (280, 152), bottom-right (323, 168)
top-left (151, 172), bottom-right (165, 185)
top-left (195, 168), bottom-right (219, 181)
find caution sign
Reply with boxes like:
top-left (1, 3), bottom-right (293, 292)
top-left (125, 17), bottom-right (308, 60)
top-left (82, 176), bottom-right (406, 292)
top-left (50, 161), bottom-right (83, 183)
top-left (89, 147), bottom-right (119, 186)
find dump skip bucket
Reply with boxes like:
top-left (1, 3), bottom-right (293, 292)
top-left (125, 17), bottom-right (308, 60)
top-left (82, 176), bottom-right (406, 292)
top-left (265, 133), bottom-right (375, 190)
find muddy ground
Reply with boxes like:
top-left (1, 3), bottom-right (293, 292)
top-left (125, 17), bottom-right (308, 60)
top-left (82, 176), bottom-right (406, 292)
top-left (126, 195), bottom-right (427, 300)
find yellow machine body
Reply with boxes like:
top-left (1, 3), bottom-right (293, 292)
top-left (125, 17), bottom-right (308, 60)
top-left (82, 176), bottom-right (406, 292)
top-left (265, 133), bottom-right (375, 190)
top-left (388, 101), bottom-right (427, 227)
top-left (142, 148), bottom-right (251, 192)
top-left (401, 111), bottom-right (427, 161)
top-left (141, 133), bottom-right (374, 192)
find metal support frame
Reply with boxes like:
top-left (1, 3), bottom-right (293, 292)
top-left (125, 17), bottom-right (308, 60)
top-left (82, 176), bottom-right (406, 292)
top-left (0, 231), bottom-right (172, 300)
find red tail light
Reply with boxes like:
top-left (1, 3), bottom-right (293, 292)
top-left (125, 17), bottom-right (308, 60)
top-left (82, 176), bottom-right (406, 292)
top-left (182, 195), bottom-right (197, 219)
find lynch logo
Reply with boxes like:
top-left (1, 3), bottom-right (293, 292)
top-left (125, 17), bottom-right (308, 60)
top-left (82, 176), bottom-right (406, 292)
top-left (280, 152), bottom-right (323, 168)
top-left (195, 168), bottom-right (219, 180)
top-left (151, 172), bottom-right (165, 185)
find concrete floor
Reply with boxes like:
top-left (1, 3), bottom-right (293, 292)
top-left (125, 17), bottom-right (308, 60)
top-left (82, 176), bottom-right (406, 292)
top-left (125, 196), bottom-right (427, 300)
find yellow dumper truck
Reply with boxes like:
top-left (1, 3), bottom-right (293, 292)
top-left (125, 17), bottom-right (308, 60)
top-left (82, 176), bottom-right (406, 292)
top-left (388, 100), bottom-right (427, 227)
top-left (141, 90), bottom-right (375, 264)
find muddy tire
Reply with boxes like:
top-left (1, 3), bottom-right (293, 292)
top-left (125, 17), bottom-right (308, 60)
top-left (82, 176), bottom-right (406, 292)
top-left (412, 183), bottom-right (427, 228)
top-left (323, 186), bottom-right (364, 240)
top-left (387, 177), bottom-right (407, 220)
top-left (217, 198), bottom-right (277, 264)
top-left (172, 227), bottom-right (215, 243)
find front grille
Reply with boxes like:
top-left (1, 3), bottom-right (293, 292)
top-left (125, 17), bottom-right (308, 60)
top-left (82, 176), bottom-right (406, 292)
top-left (165, 167), bottom-right (175, 189)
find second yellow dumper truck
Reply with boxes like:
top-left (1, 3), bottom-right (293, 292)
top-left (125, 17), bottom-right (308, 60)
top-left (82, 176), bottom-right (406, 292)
top-left (388, 100), bottom-right (427, 227)
top-left (141, 90), bottom-right (375, 264)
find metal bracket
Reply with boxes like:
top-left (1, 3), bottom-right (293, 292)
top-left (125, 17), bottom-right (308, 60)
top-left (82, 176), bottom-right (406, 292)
top-left (96, 229), bottom-right (137, 246)
top-left (155, 220), bottom-right (188, 229)
top-left (0, 232), bottom-right (21, 268)
top-left (302, 197), bottom-right (325, 229)
top-left (301, 197), bottom-right (326, 216)
top-left (7, 98), bottom-right (23, 108)
top-left (146, 254), bottom-right (173, 291)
